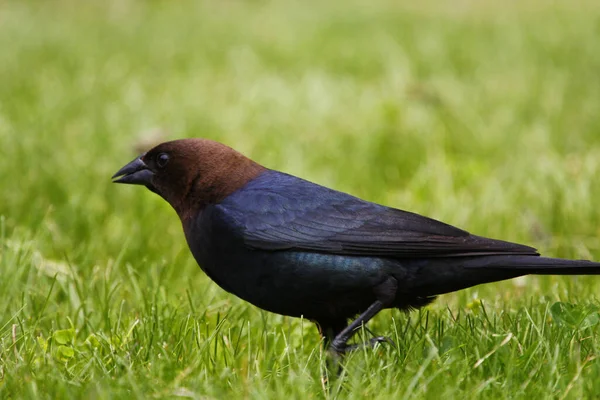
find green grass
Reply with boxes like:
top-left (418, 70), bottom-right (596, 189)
top-left (1, 0), bottom-right (600, 398)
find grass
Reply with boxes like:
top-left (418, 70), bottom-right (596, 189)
top-left (1, 0), bottom-right (600, 398)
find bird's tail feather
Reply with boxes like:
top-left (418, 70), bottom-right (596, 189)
top-left (414, 255), bottom-right (600, 297)
top-left (464, 255), bottom-right (600, 275)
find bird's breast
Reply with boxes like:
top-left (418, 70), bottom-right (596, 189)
top-left (182, 210), bottom-right (392, 319)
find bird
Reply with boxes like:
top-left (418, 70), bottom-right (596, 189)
top-left (112, 138), bottom-right (600, 354)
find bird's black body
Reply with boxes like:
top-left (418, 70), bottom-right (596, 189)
top-left (182, 169), bottom-right (600, 339)
top-left (113, 139), bottom-right (600, 352)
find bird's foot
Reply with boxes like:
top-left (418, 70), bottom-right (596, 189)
top-left (329, 336), bottom-right (395, 355)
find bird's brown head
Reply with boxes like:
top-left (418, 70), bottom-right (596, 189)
top-left (112, 138), bottom-right (266, 220)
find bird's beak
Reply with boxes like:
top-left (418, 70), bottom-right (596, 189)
top-left (112, 156), bottom-right (154, 186)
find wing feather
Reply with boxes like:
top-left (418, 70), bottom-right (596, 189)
top-left (217, 171), bottom-right (539, 258)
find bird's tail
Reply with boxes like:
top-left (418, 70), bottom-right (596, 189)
top-left (412, 255), bottom-right (600, 297)
top-left (465, 255), bottom-right (600, 275)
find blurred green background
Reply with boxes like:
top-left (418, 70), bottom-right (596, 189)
top-left (1, 0), bottom-right (600, 398)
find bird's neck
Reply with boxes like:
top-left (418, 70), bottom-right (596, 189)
top-left (176, 159), bottom-right (267, 222)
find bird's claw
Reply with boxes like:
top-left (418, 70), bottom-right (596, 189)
top-left (329, 336), bottom-right (395, 355)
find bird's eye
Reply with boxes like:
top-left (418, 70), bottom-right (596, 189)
top-left (156, 153), bottom-right (170, 168)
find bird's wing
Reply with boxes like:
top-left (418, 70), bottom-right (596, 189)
top-left (216, 171), bottom-right (539, 258)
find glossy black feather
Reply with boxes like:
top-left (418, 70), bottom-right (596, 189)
top-left (217, 170), bottom-right (539, 258)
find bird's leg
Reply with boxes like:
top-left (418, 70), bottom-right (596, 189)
top-left (330, 300), bottom-right (390, 354)
top-left (316, 320), bottom-right (348, 383)
top-left (342, 336), bottom-right (396, 352)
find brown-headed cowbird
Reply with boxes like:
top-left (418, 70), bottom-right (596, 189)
top-left (113, 138), bottom-right (600, 354)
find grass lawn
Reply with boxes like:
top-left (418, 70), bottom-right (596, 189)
top-left (1, 0), bottom-right (600, 398)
